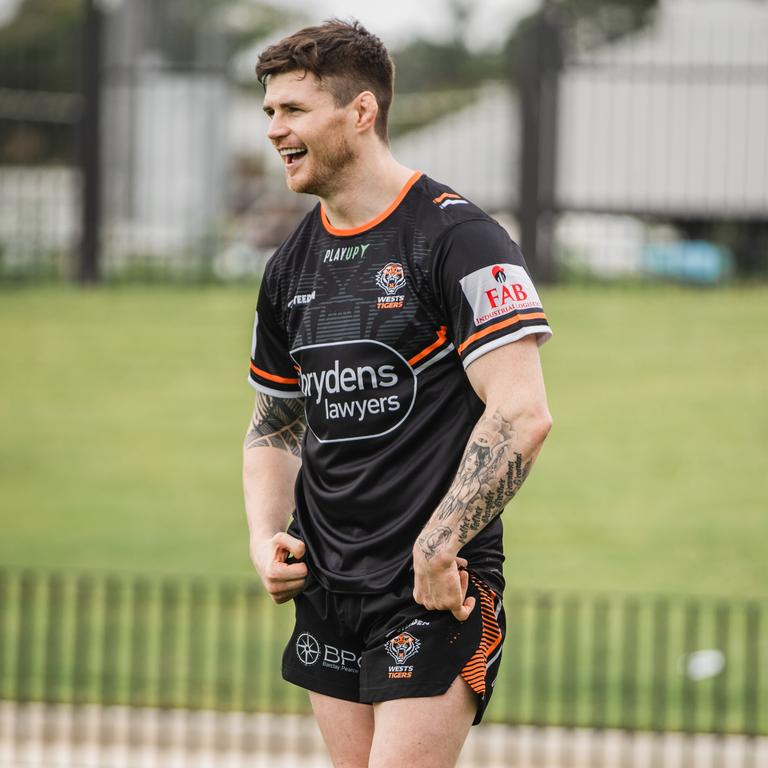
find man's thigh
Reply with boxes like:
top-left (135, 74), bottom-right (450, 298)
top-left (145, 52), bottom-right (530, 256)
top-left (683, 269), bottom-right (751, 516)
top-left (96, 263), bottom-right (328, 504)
top-left (368, 676), bottom-right (476, 768)
top-left (309, 692), bottom-right (374, 768)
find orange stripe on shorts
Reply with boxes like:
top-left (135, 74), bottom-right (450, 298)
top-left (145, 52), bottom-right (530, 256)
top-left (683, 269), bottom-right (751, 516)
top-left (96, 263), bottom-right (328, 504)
top-left (460, 577), bottom-right (502, 696)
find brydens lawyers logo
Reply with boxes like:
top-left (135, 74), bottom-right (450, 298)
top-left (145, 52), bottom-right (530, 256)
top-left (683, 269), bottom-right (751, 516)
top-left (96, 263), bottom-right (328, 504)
top-left (290, 340), bottom-right (416, 443)
top-left (375, 262), bottom-right (406, 310)
top-left (460, 263), bottom-right (541, 326)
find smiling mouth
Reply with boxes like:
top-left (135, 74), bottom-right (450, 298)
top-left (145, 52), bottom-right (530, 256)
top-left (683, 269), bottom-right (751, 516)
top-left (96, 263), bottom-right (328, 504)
top-left (279, 147), bottom-right (308, 166)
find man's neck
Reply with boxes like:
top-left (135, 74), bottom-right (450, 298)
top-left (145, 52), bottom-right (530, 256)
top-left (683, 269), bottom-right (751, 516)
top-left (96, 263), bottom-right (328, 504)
top-left (320, 148), bottom-right (415, 232)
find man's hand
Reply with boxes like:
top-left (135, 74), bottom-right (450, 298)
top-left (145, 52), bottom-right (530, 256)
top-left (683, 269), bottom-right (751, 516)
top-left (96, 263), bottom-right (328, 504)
top-left (413, 550), bottom-right (476, 621)
top-left (250, 532), bottom-right (308, 604)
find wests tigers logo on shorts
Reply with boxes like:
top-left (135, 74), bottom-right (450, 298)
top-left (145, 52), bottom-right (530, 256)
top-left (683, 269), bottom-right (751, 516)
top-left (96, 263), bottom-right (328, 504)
top-left (385, 631), bottom-right (421, 663)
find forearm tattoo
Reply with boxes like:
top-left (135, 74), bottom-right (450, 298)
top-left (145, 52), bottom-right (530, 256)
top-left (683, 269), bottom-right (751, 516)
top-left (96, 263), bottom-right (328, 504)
top-left (244, 392), bottom-right (306, 457)
top-left (417, 410), bottom-right (533, 560)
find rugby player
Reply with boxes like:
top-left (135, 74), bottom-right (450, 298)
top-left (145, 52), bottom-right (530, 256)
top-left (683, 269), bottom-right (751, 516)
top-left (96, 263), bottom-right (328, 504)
top-left (243, 19), bottom-right (552, 767)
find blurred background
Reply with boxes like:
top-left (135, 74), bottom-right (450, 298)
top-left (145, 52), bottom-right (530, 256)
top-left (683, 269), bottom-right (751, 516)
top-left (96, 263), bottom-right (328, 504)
top-left (0, 0), bottom-right (766, 766)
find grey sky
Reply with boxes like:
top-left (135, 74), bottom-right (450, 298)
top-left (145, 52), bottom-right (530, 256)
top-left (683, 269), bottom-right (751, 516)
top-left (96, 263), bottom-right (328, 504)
top-left (0, 0), bottom-right (541, 50)
top-left (273, 0), bottom-right (541, 49)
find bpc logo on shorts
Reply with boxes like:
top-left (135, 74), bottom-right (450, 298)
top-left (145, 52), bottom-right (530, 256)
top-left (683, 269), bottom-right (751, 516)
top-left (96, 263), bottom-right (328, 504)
top-left (296, 632), bottom-right (321, 666)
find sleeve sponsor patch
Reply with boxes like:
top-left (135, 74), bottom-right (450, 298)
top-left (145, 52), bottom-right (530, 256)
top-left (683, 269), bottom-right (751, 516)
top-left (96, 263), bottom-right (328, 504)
top-left (459, 263), bottom-right (542, 326)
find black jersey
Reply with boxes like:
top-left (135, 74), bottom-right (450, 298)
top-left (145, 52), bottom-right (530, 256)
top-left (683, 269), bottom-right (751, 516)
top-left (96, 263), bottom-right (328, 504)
top-left (248, 172), bottom-right (551, 594)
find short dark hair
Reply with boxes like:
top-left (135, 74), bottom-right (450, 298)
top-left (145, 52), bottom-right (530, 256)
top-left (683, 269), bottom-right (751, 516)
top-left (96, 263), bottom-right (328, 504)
top-left (256, 20), bottom-right (394, 142)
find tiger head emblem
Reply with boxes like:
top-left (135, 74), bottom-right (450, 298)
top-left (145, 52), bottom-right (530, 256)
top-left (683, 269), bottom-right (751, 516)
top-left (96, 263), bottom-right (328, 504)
top-left (385, 631), bottom-right (421, 663)
top-left (375, 262), bottom-right (406, 295)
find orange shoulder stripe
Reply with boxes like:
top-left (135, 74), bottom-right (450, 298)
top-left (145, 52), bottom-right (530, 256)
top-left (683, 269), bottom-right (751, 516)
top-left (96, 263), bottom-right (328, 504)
top-left (250, 362), bottom-right (299, 385)
top-left (407, 325), bottom-right (448, 367)
top-left (457, 312), bottom-right (547, 355)
top-left (432, 192), bottom-right (462, 205)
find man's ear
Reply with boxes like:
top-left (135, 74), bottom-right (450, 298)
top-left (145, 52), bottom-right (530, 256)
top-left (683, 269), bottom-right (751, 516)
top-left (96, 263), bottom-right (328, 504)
top-left (352, 90), bottom-right (379, 134)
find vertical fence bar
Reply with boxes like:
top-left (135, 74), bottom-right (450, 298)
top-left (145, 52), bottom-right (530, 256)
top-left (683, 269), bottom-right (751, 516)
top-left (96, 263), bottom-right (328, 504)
top-left (681, 600), bottom-right (701, 734)
top-left (0, 570), bottom-right (7, 700)
top-left (100, 575), bottom-right (122, 706)
top-left (186, 580), bottom-right (207, 710)
top-left (681, 600), bottom-right (701, 768)
top-left (128, 577), bottom-right (151, 708)
top-left (79, 0), bottom-right (103, 283)
top-left (43, 572), bottom-right (66, 704)
top-left (531, 593), bottom-right (552, 767)
top-left (711, 601), bottom-right (729, 735)
top-left (532, 593), bottom-right (552, 726)
top-left (559, 595), bottom-right (579, 768)
top-left (504, 592), bottom-right (525, 767)
top-left (651, 597), bottom-right (669, 734)
top-left (650, 597), bottom-right (670, 768)
top-left (743, 601), bottom-right (759, 736)
top-left (14, 570), bottom-right (36, 703)
top-left (620, 599), bottom-right (639, 768)
top-left (620, 599), bottom-right (639, 730)
top-left (184, 579), bottom-right (207, 753)
top-left (157, 577), bottom-right (179, 709)
top-left (590, 597), bottom-right (609, 768)
top-left (215, 580), bottom-right (236, 712)
top-left (72, 574), bottom-right (94, 706)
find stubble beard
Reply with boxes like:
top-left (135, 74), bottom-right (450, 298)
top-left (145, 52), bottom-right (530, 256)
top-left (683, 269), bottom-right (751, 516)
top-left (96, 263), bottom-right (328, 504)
top-left (287, 130), bottom-right (357, 198)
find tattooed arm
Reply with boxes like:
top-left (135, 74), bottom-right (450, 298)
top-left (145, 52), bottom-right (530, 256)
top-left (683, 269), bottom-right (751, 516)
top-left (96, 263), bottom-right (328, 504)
top-left (243, 391), bottom-right (308, 603)
top-left (413, 337), bottom-right (552, 619)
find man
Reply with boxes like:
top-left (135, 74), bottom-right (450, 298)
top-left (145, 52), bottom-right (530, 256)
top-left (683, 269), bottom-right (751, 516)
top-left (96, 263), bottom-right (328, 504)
top-left (243, 19), bottom-right (552, 768)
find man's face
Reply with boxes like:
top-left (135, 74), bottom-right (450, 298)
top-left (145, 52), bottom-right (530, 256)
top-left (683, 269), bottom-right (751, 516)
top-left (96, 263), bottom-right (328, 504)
top-left (263, 70), bottom-right (357, 197)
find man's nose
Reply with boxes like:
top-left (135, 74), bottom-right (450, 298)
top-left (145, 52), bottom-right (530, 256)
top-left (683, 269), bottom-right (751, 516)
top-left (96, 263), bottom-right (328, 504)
top-left (267, 115), bottom-right (289, 141)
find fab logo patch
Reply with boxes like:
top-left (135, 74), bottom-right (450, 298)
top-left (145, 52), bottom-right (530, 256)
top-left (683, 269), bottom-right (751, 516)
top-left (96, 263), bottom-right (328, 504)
top-left (459, 263), bottom-right (541, 326)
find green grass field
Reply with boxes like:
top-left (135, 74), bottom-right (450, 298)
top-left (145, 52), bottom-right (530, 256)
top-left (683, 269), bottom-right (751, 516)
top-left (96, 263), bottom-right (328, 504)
top-left (0, 283), bottom-right (765, 597)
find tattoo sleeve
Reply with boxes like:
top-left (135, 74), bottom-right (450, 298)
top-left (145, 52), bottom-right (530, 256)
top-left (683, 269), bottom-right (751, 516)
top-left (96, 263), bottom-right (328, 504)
top-left (244, 392), bottom-right (306, 458)
top-left (417, 409), bottom-right (534, 559)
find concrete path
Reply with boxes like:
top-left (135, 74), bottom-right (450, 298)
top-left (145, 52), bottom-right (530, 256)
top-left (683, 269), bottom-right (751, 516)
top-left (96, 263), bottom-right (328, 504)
top-left (1, 702), bottom-right (765, 768)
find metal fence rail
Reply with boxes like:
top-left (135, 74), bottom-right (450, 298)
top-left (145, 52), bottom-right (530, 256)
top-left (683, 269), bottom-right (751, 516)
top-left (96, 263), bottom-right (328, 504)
top-left (2, 1), bottom-right (768, 284)
top-left (0, 569), bottom-right (765, 737)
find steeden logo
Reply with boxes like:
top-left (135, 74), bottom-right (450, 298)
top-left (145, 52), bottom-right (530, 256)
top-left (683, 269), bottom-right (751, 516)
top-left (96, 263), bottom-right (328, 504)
top-left (287, 289), bottom-right (316, 309)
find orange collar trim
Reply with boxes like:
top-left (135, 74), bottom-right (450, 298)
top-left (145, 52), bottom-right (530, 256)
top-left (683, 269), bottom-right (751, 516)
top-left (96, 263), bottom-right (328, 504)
top-left (320, 171), bottom-right (422, 237)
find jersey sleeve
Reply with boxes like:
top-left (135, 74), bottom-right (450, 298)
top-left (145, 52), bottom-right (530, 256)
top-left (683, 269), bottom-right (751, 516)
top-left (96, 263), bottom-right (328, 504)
top-left (434, 219), bottom-right (552, 369)
top-left (247, 277), bottom-right (303, 398)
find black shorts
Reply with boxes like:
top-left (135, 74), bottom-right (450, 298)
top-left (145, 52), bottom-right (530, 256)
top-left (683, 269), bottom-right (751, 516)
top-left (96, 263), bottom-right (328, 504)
top-left (282, 568), bottom-right (506, 725)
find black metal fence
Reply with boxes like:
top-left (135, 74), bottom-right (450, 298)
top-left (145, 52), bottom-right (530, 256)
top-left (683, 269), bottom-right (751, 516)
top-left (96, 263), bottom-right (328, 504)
top-left (1, 1), bottom-right (768, 284)
top-left (1, 569), bottom-right (765, 734)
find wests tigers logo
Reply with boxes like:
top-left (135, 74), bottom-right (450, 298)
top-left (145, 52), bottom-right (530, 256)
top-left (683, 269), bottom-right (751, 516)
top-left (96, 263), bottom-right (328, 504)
top-left (375, 262), bottom-right (406, 295)
top-left (385, 631), bottom-right (421, 663)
